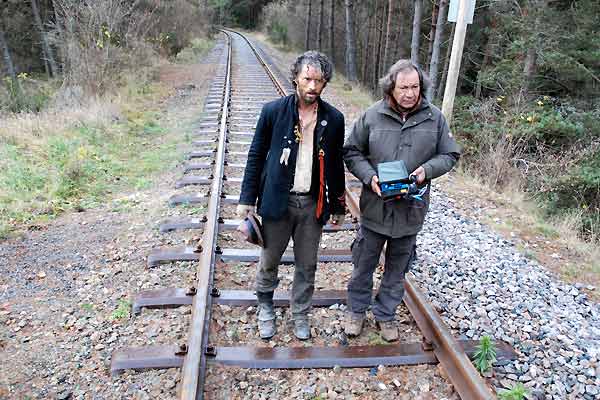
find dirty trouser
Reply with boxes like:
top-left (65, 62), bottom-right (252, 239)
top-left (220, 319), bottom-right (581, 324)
top-left (255, 194), bottom-right (323, 318)
top-left (347, 225), bottom-right (416, 321)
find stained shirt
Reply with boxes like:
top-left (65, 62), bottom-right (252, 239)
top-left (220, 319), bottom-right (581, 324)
top-left (291, 112), bottom-right (317, 193)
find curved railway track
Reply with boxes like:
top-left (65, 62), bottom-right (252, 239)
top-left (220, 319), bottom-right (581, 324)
top-left (111, 29), bottom-right (515, 399)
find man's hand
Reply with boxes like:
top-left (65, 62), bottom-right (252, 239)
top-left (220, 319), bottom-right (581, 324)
top-left (370, 175), bottom-right (382, 197)
top-left (330, 214), bottom-right (344, 225)
top-left (411, 166), bottom-right (426, 184)
top-left (236, 204), bottom-right (255, 218)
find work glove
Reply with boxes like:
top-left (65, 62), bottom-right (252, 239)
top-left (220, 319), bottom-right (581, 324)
top-left (236, 204), bottom-right (255, 218)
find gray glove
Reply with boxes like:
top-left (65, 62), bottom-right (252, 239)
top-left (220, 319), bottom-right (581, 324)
top-left (236, 204), bottom-right (255, 218)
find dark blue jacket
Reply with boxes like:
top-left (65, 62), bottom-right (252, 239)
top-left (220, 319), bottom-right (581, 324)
top-left (239, 94), bottom-right (346, 224)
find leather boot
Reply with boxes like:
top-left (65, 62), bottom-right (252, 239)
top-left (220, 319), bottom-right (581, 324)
top-left (344, 313), bottom-right (365, 337)
top-left (256, 291), bottom-right (276, 339)
top-left (377, 320), bottom-right (399, 342)
top-left (293, 316), bottom-right (310, 340)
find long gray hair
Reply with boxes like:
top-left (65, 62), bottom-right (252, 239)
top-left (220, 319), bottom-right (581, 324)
top-left (379, 59), bottom-right (430, 101)
top-left (290, 51), bottom-right (333, 88)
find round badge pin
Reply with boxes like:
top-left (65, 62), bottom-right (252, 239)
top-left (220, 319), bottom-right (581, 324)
top-left (321, 120), bottom-right (328, 126)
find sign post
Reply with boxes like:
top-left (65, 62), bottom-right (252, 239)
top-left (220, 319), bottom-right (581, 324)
top-left (441, 0), bottom-right (474, 125)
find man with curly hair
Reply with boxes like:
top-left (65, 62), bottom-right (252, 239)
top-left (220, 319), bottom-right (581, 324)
top-left (237, 51), bottom-right (346, 340)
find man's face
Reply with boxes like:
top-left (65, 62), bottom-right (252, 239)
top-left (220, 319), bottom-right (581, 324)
top-left (392, 69), bottom-right (420, 110)
top-left (295, 64), bottom-right (325, 105)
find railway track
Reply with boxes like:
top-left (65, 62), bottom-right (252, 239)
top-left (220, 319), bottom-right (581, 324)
top-left (110, 29), bottom-right (515, 399)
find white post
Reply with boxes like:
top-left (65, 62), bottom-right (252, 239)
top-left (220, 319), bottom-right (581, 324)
top-left (441, 0), bottom-right (469, 124)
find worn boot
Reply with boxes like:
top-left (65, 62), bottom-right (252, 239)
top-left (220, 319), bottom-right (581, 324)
top-left (257, 291), bottom-right (276, 339)
top-left (293, 316), bottom-right (311, 340)
top-left (377, 320), bottom-right (398, 342)
top-left (344, 314), bottom-right (365, 337)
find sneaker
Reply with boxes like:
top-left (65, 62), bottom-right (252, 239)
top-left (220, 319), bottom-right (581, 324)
top-left (377, 320), bottom-right (398, 342)
top-left (344, 314), bottom-right (365, 337)
top-left (257, 303), bottom-right (276, 339)
top-left (293, 317), bottom-right (311, 340)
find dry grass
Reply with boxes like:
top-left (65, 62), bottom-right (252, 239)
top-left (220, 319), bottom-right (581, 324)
top-left (0, 97), bottom-right (121, 148)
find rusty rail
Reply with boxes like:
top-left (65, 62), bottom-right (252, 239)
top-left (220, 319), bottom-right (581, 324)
top-left (178, 31), bottom-right (232, 400)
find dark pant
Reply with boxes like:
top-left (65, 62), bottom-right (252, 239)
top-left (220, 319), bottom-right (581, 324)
top-left (347, 225), bottom-right (416, 321)
top-left (255, 194), bottom-right (323, 318)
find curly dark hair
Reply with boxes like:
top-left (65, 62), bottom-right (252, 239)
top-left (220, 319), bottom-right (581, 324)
top-left (289, 51), bottom-right (333, 88)
top-left (379, 59), bottom-right (431, 100)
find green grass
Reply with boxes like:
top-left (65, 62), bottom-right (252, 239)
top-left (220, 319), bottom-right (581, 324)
top-left (175, 37), bottom-right (215, 63)
top-left (498, 383), bottom-right (528, 400)
top-left (110, 299), bottom-right (131, 320)
top-left (0, 97), bottom-right (184, 236)
top-left (366, 332), bottom-right (388, 346)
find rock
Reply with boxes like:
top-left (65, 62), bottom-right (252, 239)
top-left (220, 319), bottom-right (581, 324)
top-left (165, 380), bottom-right (176, 390)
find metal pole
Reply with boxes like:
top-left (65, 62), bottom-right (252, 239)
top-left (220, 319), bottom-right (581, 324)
top-left (441, 0), bottom-right (469, 124)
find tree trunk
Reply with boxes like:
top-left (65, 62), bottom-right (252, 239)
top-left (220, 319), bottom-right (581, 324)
top-left (437, 22), bottom-right (455, 100)
top-left (0, 27), bottom-right (18, 81)
top-left (361, 3), bottom-right (374, 83)
top-left (344, 0), bottom-right (358, 82)
top-left (377, 1), bottom-right (387, 78)
top-left (32, 0), bottom-right (58, 77)
top-left (475, 17), bottom-right (496, 99)
top-left (305, 0), bottom-right (312, 50)
top-left (410, 0), bottom-right (422, 66)
top-left (426, 0), bottom-right (439, 69)
top-left (329, 0), bottom-right (335, 64)
top-left (317, 0), bottom-right (324, 51)
top-left (427, 0), bottom-right (447, 100)
top-left (521, 0), bottom-right (546, 97)
top-left (393, 0), bottom-right (408, 61)
top-left (372, 0), bottom-right (383, 90)
top-left (382, 0), bottom-right (394, 75)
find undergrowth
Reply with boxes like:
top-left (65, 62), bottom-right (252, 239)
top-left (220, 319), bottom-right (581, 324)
top-left (0, 75), bottom-right (183, 238)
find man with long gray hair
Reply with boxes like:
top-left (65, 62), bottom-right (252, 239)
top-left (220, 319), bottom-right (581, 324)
top-left (343, 59), bottom-right (460, 341)
top-left (238, 51), bottom-right (346, 340)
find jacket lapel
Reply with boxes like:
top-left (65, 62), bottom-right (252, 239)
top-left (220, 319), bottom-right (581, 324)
top-left (315, 98), bottom-right (328, 146)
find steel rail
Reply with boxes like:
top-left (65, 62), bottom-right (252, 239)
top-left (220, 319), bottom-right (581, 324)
top-left (221, 28), bottom-right (288, 97)
top-left (179, 31), bottom-right (232, 400)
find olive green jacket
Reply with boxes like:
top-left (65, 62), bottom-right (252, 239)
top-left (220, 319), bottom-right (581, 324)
top-left (343, 98), bottom-right (460, 238)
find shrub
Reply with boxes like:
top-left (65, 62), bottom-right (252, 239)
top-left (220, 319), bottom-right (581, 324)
top-left (1, 74), bottom-right (52, 113)
top-left (261, 1), bottom-right (292, 46)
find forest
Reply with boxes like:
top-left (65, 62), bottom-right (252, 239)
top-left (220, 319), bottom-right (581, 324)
top-left (0, 0), bottom-right (598, 241)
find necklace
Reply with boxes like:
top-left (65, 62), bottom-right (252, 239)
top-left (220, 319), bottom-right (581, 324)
top-left (295, 102), bottom-right (318, 143)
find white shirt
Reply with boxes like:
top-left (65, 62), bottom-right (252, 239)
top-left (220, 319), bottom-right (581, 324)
top-left (291, 116), bottom-right (317, 193)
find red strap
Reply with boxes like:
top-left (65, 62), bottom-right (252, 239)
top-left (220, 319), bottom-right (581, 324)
top-left (316, 149), bottom-right (325, 219)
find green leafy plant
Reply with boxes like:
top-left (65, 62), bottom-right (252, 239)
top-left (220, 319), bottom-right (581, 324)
top-left (366, 332), bottom-right (387, 346)
top-left (498, 383), bottom-right (528, 400)
top-left (110, 299), bottom-right (131, 320)
top-left (472, 335), bottom-right (497, 374)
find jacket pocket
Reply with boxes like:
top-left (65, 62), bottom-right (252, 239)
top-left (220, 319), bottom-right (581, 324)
top-left (359, 188), bottom-right (384, 224)
top-left (407, 190), bottom-right (430, 225)
top-left (351, 228), bottom-right (365, 266)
